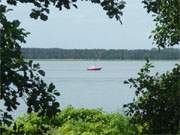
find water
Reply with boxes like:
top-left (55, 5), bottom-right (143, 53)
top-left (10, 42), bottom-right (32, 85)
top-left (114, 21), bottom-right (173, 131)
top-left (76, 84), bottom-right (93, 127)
top-left (11, 60), bottom-right (179, 117)
top-left (40, 60), bottom-right (179, 112)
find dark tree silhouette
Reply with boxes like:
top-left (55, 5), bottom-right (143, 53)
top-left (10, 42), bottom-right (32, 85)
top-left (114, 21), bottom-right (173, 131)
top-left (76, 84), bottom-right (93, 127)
top-left (0, 0), bottom-right (125, 128)
top-left (124, 0), bottom-right (180, 134)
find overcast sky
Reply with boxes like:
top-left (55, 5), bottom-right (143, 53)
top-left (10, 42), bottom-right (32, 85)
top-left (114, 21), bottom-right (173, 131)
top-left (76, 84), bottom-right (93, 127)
top-left (7, 0), bottom-right (156, 49)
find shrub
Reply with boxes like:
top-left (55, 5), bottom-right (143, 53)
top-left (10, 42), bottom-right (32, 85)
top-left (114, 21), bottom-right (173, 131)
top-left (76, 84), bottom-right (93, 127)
top-left (124, 60), bottom-right (180, 134)
top-left (4, 106), bottom-right (135, 135)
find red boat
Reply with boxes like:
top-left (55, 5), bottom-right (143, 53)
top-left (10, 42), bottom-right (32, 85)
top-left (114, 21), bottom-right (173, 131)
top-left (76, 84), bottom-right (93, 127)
top-left (87, 66), bottom-right (102, 71)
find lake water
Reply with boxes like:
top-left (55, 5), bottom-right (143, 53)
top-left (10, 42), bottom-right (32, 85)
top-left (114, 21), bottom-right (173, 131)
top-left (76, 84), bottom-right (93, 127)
top-left (40, 60), bottom-right (179, 112)
top-left (12, 60), bottom-right (179, 117)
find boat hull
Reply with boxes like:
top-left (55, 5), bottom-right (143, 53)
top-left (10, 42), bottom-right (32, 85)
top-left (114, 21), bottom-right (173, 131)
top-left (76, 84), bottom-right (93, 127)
top-left (87, 68), bottom-right (102, 71)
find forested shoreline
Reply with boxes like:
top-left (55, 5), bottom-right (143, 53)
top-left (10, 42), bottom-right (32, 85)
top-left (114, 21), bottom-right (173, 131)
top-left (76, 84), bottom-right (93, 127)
top-left (2, 0), bottom-right (180, 134)
top-left (21, 48), bottom-right (180, 60)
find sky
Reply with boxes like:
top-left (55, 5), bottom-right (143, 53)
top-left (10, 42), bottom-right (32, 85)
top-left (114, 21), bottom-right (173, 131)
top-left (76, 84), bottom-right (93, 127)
top-left (6, 0), bottom-right (156, 49)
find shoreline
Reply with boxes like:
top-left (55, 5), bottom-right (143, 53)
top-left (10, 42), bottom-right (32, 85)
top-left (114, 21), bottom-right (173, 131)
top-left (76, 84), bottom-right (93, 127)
top-left (25, 59), bottom-right (180, 61)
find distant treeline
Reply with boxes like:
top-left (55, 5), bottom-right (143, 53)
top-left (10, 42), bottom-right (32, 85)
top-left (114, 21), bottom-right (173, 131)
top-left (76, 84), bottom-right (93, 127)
top-left (21, 48), bottom-right (180, 60)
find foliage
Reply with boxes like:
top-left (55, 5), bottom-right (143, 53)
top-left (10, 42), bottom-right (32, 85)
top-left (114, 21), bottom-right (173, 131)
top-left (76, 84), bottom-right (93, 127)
top-left (1, 0), bottom-right (125, 127)
top-left (124, 60), bottom-right (180, 134)
top-left (124, 1), bottom-right (180, 134)
top-left (4, 0), bottom-right (125, 22)
top-left (21, 48), bottom-right (180, 60)
top-left (142, 0), bottom-right (180, 48)
top-left (0, 5), bottom-right (60, 127)
top-left (3, 106), bottom-right (135, 135)
top-left (1, 0), bottom-right (180, 134)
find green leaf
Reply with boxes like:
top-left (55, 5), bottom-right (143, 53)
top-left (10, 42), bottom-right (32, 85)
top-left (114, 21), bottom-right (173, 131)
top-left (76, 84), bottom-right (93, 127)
top-left (72, 4), bottom-right (78, 8)
top-left (48, 83), bottom-right (55, 92)
top-left (40, 13), bottom-right (48, 21)
top-left (38, 70), bottom-right (45, 76)
top-left (54, 92), bottom-right (60, 96)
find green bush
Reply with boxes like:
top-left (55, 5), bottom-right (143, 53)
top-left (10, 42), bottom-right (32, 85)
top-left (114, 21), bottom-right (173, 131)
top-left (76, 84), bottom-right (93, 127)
top-left (4, 106), bottom-right (135, 135)
top-left (124, 61), bottom-right (180, 134)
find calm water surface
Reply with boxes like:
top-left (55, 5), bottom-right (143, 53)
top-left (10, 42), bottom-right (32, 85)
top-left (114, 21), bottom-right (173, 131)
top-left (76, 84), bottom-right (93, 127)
top-left (13, 60), bottom-right (179, 117)
top-left (41, 60), bottom-right (179, 112)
